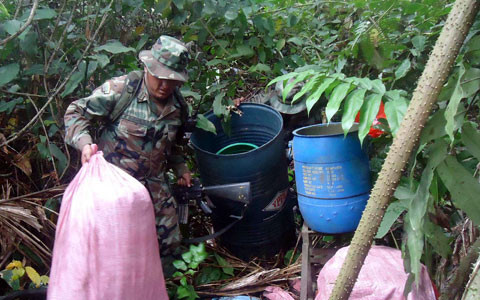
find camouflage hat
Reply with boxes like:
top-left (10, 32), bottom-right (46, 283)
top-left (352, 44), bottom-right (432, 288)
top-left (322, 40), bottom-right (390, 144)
top-left (269, 93), bottom-right (307, 114)
top-left (139, 35), bottom-right (190, 82)
top-left (269, 80), bottom-right (307, 114)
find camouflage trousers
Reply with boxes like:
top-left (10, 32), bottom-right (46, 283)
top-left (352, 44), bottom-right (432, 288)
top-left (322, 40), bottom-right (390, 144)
top-left (144, 177), bottom-right (181, 258)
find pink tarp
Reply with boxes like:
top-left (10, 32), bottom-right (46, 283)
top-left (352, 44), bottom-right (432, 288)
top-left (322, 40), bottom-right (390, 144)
top-left (48, 149), bottom-right (168, 300)
top-left (316, 245), bottom-right (436, 300)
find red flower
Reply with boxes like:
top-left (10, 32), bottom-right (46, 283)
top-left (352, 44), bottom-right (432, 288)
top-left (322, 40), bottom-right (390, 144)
top-left (355, 101), bottom-right (386, 138)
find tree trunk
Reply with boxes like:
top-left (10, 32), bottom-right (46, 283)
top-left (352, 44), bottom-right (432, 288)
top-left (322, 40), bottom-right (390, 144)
top-left (329, 1), bottom-right (480, 299)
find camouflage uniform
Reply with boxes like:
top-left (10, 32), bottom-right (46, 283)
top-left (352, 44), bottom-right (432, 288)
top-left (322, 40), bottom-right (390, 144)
top-left (64, 36), bottom-right (190, 257)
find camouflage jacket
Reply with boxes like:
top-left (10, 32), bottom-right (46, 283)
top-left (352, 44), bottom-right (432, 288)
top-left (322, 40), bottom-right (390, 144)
top-left (64, 72), bottom-right (189, 181)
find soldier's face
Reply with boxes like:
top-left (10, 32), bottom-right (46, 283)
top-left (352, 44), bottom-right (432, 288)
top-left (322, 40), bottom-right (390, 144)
top-left (145, 70), bottom-right (182, 100)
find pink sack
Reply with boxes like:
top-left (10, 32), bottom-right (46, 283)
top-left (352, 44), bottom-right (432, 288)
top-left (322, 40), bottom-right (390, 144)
top-left (48, 150), bottom-right (168, 300)
top-left (316, 245), bottom-right (436, 300)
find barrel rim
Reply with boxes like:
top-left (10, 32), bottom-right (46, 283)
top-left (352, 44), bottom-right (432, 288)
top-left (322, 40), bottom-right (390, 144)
top-left (191, 103), bottom-right (284, 156)
top-left (293, 122), bottom-right (359, 137)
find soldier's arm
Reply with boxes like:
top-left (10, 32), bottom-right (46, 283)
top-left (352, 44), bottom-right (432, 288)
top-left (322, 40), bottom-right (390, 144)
top-left (167, 144), bottom-right (190, 179)
top-left (64, 77), bottom-right (126, 150)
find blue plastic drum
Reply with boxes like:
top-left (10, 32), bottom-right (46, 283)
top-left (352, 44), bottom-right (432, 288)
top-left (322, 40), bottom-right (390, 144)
top-left (292, 123), bottom-right (371, 233)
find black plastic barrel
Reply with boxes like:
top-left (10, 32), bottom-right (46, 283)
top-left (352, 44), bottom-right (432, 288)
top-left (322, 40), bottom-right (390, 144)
top-left (190, 103), bottom-right (294, 260)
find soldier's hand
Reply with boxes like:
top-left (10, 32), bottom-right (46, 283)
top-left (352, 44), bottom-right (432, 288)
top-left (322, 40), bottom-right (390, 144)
top-left (177, 172), bottom-right (192, 187)
top-left (81, 144), bottom-right (98, 165)
top-left (233, 96), bottom-right (245, 107)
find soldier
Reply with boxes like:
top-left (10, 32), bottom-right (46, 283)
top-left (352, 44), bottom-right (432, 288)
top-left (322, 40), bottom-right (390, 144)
top-left (64, 35), bottom-right (192, 261)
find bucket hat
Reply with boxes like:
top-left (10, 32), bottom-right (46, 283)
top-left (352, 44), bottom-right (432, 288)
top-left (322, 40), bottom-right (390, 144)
top-left (139, 35), bottom-right (190, 82)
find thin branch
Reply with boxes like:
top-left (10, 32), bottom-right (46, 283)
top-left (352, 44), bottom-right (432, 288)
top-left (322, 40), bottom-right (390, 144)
top-left (0, 0), bottom-right (115, 149)
top-left (0, 89), bottom-right (47, 98)
top-left (0, 0), bottom-right (39, 46)
top-left (13, 0), bottom-right (24, 19)
top-left (27, 96), bottom-right (59, 181)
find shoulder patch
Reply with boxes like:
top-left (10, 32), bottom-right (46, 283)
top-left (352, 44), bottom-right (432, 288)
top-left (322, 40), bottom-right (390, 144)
top-left (101, 82), bottom-right (111, 94)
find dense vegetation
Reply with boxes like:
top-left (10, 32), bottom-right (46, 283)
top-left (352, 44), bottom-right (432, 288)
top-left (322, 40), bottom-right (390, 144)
top-left (1, 0), bottom-right (480, 298)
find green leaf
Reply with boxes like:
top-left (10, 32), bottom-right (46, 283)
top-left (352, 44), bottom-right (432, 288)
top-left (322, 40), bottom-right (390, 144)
top-left (172, 0), bottom-right (185, 9)
top-left (225, 6), bottom-right (238, 20)
top-left (342, 89), bottom-right (366, 135)
top-left (3, 20), bottom-right (22, 36)
top-left (420, 108), bottom-right (465, 145)
top-left (49, 143), bottom-right (67, 175)
top-left (94, 40), bottom-right (135, 54)
top-left (276, 38), bottom-right (286, 51)
top-left (61, 60), bottom-right (98, 97)
top-left (89, 54), bottom-right (110, 68)
top-left (462, 122), bottom-right (480, 161)
top-left (291, 74), bottom-right (322, 104)
top-left (182, 251), bottom-right (193, 264)
top-left (375, 199), bottom-right (408, 239)
top-left (325, 82), bottom-right (351, 122)
top-left (287, 37), bottom-right (303, 46)
top-left (411, 35), bottom-right (427, 53)
top-left (173, 260), bottom-right (188, 271)
top-left (206, 59), bottom-right (227, 67)
top-left (305, 77), bottom-right (336, 114)
top-left (195, 267), bottom-right (222, 285)
top-left (404, 140), bottom-right (448, 287)
top-left (249, 63), bottom-right (271, 73)
top-left (395, 59), bottom-right (411, 80)
top-left (177, 284), bottom-right (198, 300)
top-left (267, 72), bottom-right (298, 88)
top-left (370, 79), bottom-right (386, 95)
top-left (384, 97), bottom-right (408, 137)
top-left (461, 67), bottom-right (480, 98)
top-left (195, 114), bottom-right (216, 134)
top-left (424, 220), bottom-right (452, 258)
top-left (32, 8), bottom-right (57, 20)
top-left (282, 71), bottom-right (313, 101)
top-left (445, 63), bottom-right (466, 143)
top-left (214, 253), bottom-right (234, 276)
top-left (0, 63), bottom-right (20, 87)
top-left (229, 45), bottom-right (254, 58)
top-left (189, 243), bottom-right (208, 264)
top-left (437, 156), bottom-right (480, 225)
top-left (0, 98), bottom-right (23, 114)
top-left (213, 92), bottom-right (227, 117)
top-left (180, 276), bottom-right (188, 286)
top-left (0, 3), bottom-right (10, 20)
top-left (358, 93), bottom-right (382, 144)
top-left (136, 34), bottom-right (150, 52)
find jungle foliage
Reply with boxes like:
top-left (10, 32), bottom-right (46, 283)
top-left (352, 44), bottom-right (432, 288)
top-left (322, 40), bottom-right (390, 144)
top-left (1, 0), bottom-right (480, 298)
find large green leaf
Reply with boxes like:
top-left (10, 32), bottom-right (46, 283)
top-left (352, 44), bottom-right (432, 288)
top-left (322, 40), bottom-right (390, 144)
top-left (0, 2), bottom-right (10, 20)
top-left (394, 59), bottom-right (411, 80)
top-left (196, 114), bottom-right (216, 134)
top-left (94, 40), bottom-right (135, 54)
top-left (266, 72), bottom-right (298, 87)
top-left (370, 79), bottom-right (386, 95)
top-left (444, 63), bottom-right (465, 143)
top-left (61, 61), bottom-right (98, 97)
top-left (437, 156), bottom-right (480, 225)
top-left (32, 8), bottom-right (57, 20)
top-left (358, 93), bottom-right (382, 144)
top-left (305, 77), bottom-right (336, 114)
top-left (424, 220), bottom-right (452, 258)
top-left (229, 45), bottom-right (254, 58)
top-left (342, 88), bottom-right (367, 136)
top-left (404, 140), bottom-right (447, 284)
top-left (282, 71), bottom-right (313, 101)
top-left (0, 63), bottom-right (20, 87)
top-left (462, 122), bottom-right (480, 161)
top-left (420, 108), bottom-right (465, 145)
top-left (384, 96), bottom-right (408, 137)
top-left (325, 82), bottom-right (351, 122)
top-left (49, 143), bottom-right (67, 175)
top-left (291, 74), bottom-right (322, 104)
top-left (461, 67), bottom-right (480, 98)
top-left (375, 199), bottom-right (408, 239)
